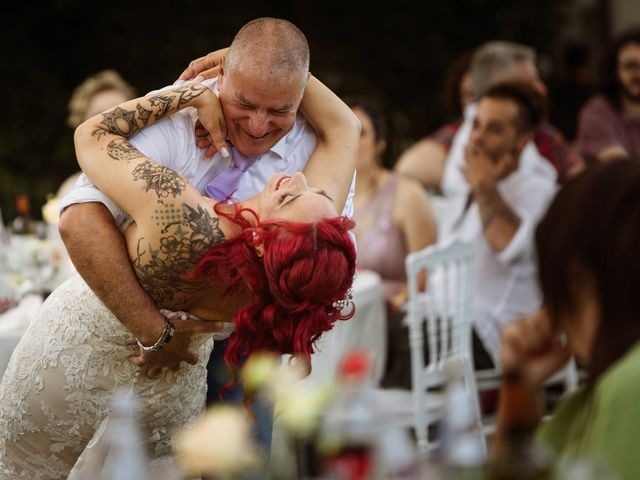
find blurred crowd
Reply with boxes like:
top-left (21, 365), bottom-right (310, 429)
top-left (351, 30), bottom-right (640, 387)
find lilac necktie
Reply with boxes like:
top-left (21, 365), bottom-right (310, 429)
top-left (206, 148), bottom-right (259, 201)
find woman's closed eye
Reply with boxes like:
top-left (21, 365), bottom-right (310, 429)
top-left (279, 193), bottom-right (293, 204)
top-left (317, 190), bottom-right (333, 201)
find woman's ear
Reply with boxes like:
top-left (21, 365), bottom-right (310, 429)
top-left (375, 139), bottom-right (387, 157)
top-left (253, 242), bottom-right (265, 258)
top-left (249, 229), bottom-right (265, 257)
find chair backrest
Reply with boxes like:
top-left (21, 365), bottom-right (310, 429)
top-left (406, 240), bottom-right (474, 383)
top-left (405, 240), bottom-right (484, 453)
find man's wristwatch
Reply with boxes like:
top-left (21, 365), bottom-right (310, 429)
top-left (136, 314), bottom-right (176, 353)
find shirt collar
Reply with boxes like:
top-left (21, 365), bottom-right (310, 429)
top-left (268, 132), bottom-right (289, 159)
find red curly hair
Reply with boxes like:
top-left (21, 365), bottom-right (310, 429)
top-left (189, 204), bottom-right (357, 374)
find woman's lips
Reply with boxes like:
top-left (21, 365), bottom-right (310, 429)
top-left (275, 176), bottom-right (291, 190)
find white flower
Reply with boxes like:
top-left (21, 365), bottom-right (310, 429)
top-left (276, 383), bottom-right (334, 438)
top-left (175, 405), bottom-right (260, 476)
top-left (42, 196), bottom-right (60, 225)
top-left (240, 351), bottom-right (279, 394)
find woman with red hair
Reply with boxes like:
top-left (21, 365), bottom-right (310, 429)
top-left (0, 75), bottom-right (358, 477)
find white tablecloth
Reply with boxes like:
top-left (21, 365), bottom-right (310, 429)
top-left (0, 294), bottom-right (43, 381)
top-left (299, 269), bottom-right (387, 386)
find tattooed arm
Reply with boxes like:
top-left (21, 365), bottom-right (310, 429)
top-left (462, 143), bottom-right (521, 253)
top-left (74, 83), bottom-right (224, 221)
top-left (472, 182), bottom-right (521, 252)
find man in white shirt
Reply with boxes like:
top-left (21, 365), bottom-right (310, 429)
top-left (59, 18), bottom-right (355, 377)
top-left (438, 81), bottom-right (556, 368)
top-left (396, 41), bottom-right (562, 198)
top-left (441, 41), bottom-right (557, 197)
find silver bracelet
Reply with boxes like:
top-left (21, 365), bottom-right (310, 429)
top-left (136, 314), bottom-right (176, 353)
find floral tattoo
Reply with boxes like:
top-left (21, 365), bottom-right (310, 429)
top-left (132, 160), bottom-right (187, 200)
top-left (133, 203), bottom-right (225, 307)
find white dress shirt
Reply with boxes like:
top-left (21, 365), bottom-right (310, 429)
top-left (437, 106), bottom-right (558, 365)
top-left (60, 79), bottom-right (356, 229)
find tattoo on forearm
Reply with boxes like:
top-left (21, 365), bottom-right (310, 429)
top-left (92, 107), bottom-right (137, 140)
top-left (91, 84), bottom-right (206, 140)
top-left (136, 104), bottom-right (153, 126)
top-left (132, 160), bottom-right (187, 200)
top-left (148, 94), bottom-right (174, 119)
top-left (106, 138), bottom-right (144, 162)
top-left (132, 203), bottom-right (225, 307)
top-left (474, 183), bottom-right (521, 231)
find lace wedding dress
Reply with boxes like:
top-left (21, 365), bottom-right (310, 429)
top-left (0, 274), bottom-right (222, 479)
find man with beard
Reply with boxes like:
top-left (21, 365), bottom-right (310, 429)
top-left (577, 29), bottom-right (640, 161)
top-left (437, 81), bottom-right (556, 370)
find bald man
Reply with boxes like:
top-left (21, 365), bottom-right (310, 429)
top-left (59, 17), bottom-right (354, 379)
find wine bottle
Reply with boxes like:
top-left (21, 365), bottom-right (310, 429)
top-left (11, 194), bottom-right (36, 236)
top-left (486, 369), bottom-right (554, 480)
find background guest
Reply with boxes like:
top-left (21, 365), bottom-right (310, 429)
top-left (347, 97), bottom-right (436, 388)
top-left (395, 51), bottom-right (475, 193)
top-left (60, 70), bottom-right (136, 199)
top-left (350, 97), bottom-right (436, 303)
top-left (498, 158), bottom-right (640, 480)
top-left (402, 41), bottom-right (582, 200)
top-left (576, 29), bottom-right (640, 161)
top-left (438, 81), bottom-right (557, 370)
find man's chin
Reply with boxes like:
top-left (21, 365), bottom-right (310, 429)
top-left (235, 134), bottom-right (281, 157)
top-left (235, 141), bottom-right (269, 157)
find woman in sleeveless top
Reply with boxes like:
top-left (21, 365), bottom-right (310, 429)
top-left (348, 98), bottom-right (436, 388)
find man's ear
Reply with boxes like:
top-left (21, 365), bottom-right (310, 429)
top-left (217, 58), bottom-right (226, 86)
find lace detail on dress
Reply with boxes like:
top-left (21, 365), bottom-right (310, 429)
top-left (0, 275), bottom-right (214, 479)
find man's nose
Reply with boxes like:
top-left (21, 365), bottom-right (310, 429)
top-left (246, 111), bottom-right (270, 138)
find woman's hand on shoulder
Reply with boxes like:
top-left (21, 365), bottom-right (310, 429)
top-left (178, 48), bottom-right (229, 82)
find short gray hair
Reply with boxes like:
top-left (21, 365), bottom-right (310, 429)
top-left (225, 18), bottom-right (309, 86)
top-left (470, 41), bottom-right (536, 100)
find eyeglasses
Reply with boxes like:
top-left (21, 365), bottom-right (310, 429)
top-left (619, 61), bottom-right (640, 73)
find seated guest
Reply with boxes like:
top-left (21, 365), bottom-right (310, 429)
top-left (395, 51), bottom-right (474, 193)
top-left (60, 70), bottom-right (136, 199)
top-left (498, 158), bottom-right (640, 480)
top-left (438, 81), bottom-right (556, 369)
top-left (350, 97), bottom-right (436, 302)
top-left (576, 29), bottom-right (640, 161)
top-left (401, 41), bottom-right (582, 196)
top-left (347, 97), bottom-right (437, 387)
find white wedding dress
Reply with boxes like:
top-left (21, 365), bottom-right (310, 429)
top-left (0, 274), bottom-right (220, 479)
